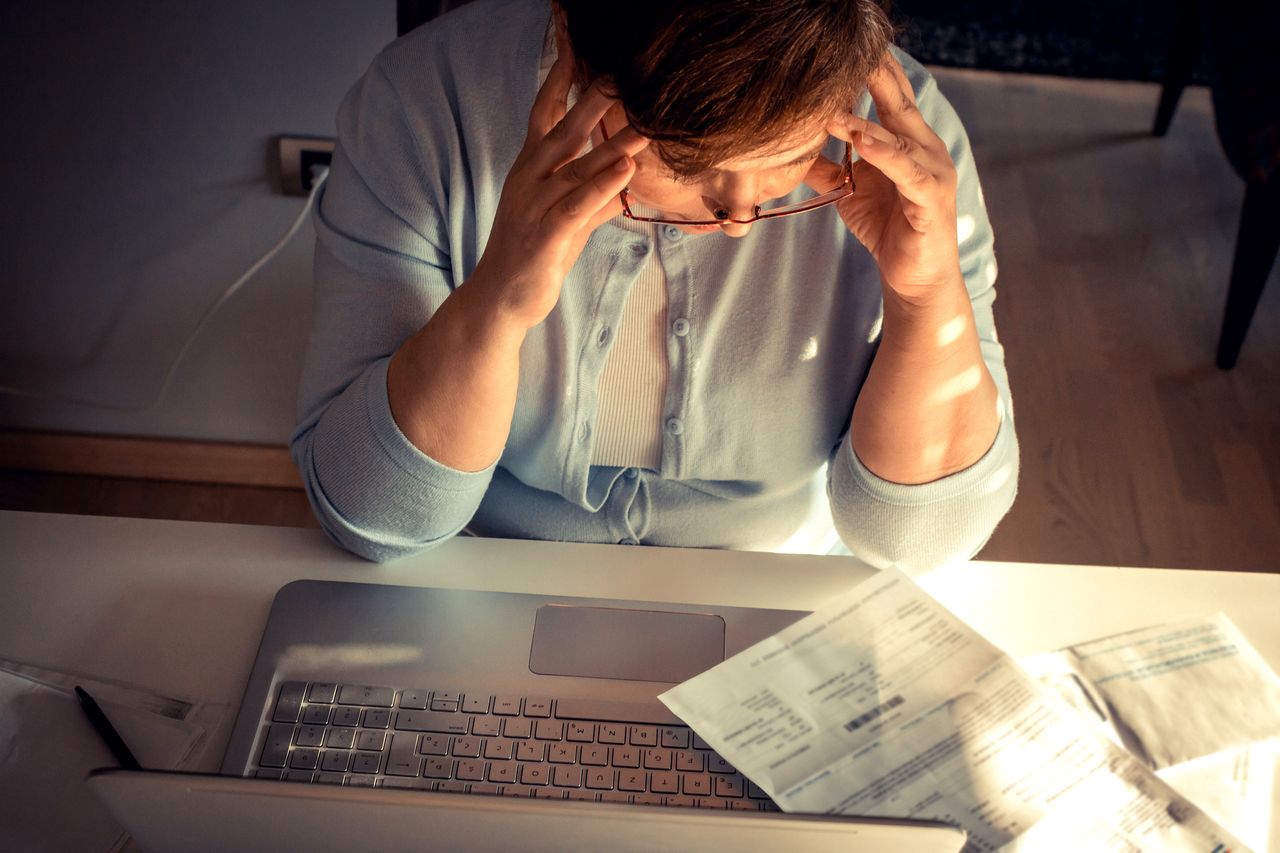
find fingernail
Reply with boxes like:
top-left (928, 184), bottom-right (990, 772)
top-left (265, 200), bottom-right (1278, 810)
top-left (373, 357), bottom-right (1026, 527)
top-left (614, 156), bottom-right (631, 172)
top-left (856, 132), bottom-right (875, 147)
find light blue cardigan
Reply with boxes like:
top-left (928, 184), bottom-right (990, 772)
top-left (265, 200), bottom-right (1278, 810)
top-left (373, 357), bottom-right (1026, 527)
top-left (291, 0), bottom-right (1019, 568)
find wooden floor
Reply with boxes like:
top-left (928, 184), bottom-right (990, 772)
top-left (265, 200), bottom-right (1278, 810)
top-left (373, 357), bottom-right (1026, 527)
top-left (2, 69), bottom-right (1277, 572)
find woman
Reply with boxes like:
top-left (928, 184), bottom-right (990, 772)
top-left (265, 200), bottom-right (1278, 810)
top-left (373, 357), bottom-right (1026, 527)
top-left (291, 0), bottom-right (1018, 569)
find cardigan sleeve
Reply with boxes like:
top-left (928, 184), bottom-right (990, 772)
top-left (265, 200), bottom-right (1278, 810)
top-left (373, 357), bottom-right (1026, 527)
top-left (826, 52), bottom-right (1019, 573)
top-left (290, 56), bottom-right (494, 562)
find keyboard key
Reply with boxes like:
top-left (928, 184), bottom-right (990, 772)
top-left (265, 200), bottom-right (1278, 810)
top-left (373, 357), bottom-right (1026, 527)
top-left (566, 789), bottom-right (597, 802)
top-left (254, 769), bottom-right (284, 780)
top-left (552, 765), bottom-right (583, 787)
top-left (452, 736), bottom-right (482, 758)
top-left (332, 707), bottom-right (362, 727)
top-left (503, 718), bottom-right (532, 739)
top-left (455, 759), bottom-right (486, 781)
top-left (724, 799), bottom-right (756, 811)
top-left (692, 733), bottom-right (711, 750)
top-left (398, 689), bottom-right (430, 710)
top-left (488, 763), bottom-right (517, 784)
top-left (345, 775), bottom-right (376, 787)
top-left (515, 741), bottom-right (544, 762)
top-left (523, 698), bottom-right (552, 718)
top-left (650, 772), bottom-right (679, 794)
top-left (493, 696), bottom-right (521, 716)
top-left (395, 711), bottom-right (468, 734)
top-left (316, 772), bottom-right (345, 785)
top-left (382, 777), bottom-right (431, 790)
top-left (462, 694), bottom-right (492, 714)
top-left (385, 757), bottom-right (422, 778)
top-left (430, 691), bottom-right (460, 712)
top-left (634, 793), bottom-right (663, 806)
top-left (659, 727), bottom-right (690, 749)
top-left (715, 774), bottom-right (745, 797)
top-left (534, 719), bottom-right (564, 740)
top-left (325, 727), bottom-right (356, 749)
top-left (566, 722), bottom-right (595, 742)
top-left (747, 781), bottom-right (770, 800)
top-left (294, 722), bottom-right (325, 742)
top-left (423, 757), bottom-right (453, 779)
top-left (629, 726), bottom-right (657, 747)
top-left (707, 753), bottom-right (735, 774)
top-left (362, 709), bottom-right (391, 729)
top-left (338, 685), bottom-right (394, 708)
top-left (665, 795), bottom-right (698, 808)
top-left (471, 717), bottom-right (501, 737)
top-left (351, 752), bottom-right (381, 774)
top-left (321, 750), bottom-right (352, 772)
top-left (547, 744), bottom-right (577, 764)
top-left (302, 705), bottom-right (331, 725)
top-left (483, 739), bottom-right (514, 761)
top-left (437, 780), bottom-right (468, 793)
top-left (598, 724), bottom-right (626, 744)
top-left (585, 769), bottom-right (615, 790)
top-left (683, 776), bottom-right (711, 796)
top-left (289, 748), bottom-right (320, 770)
top-left (580, 745), bottom-right (609, 766)
top-left (272, 682), bottom-right (306, 723)
top-left (643, 749), bottom-right (672, 770)
top-left (470, 782), bottom-right (500, 795)
top-left (308, 683), bottom-right (338, 704)
top-left (283, 770), bottom-right (314, 783)
top-left (260, 724), bottom-right (293, 768)
top-left (355, 730), bottom-right (385, 751)
top-left (618, 770), bottom-right (646, 792)
top-left (519, 764), bottom-right (550, 786)
top-left (501, 785), bottom-right (536, 798)
top-left (612, 747), bottom-right (640, 768)
top-left (600, 792), bottom-right (631, 804)
top-left (419, 734), bottom-right (449, 755)
top-left (675, 750), bottom-right (704, 772)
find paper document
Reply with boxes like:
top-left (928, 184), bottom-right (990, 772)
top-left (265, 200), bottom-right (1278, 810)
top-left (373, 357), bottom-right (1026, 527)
top-left (1021, 615), bottom-right (1280, 852)
top-left (659, 569), bottom-right (1248, 852)
top-left (0, 658), bottom-right (233, 853)
top-left (1023, 613), bottom-right (1280, 769)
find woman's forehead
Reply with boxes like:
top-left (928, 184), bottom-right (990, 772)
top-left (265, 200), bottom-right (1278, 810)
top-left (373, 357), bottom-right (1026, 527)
top-left (710, 122), bottom-right (833, 172)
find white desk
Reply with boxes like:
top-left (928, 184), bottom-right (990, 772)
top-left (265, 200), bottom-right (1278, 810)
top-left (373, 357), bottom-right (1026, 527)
top-left (2, 509), bottom-right (1279, 762)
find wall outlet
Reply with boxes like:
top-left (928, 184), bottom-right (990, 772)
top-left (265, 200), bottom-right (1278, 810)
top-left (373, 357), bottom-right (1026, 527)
top-left (277, 135), bottom-right (335, 196)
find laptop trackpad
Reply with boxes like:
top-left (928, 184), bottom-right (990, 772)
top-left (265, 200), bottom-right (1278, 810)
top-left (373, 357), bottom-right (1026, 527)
top-left (529, 605), bottom-right (725, 683)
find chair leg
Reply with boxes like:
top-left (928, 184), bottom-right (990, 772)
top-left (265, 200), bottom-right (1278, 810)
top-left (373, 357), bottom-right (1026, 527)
top-left (1153, 0), bottom-right (1201, 137)
top-left (1216, 177), bottom-right (1280, 370)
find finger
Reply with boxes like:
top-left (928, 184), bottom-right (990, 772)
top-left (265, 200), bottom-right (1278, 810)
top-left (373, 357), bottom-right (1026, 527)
top-left (850, 130), bottom-right (944, 215)
top-left (865, 54), bottom-right (931, 140)
top-left (551, 126), bottom-right (649, 192)
top-left (529, 82), bottom-right (620, 175)
top-left (528, 53), bottom-right (574, 139)
top-left (544, 153), bottom-right (636, 233)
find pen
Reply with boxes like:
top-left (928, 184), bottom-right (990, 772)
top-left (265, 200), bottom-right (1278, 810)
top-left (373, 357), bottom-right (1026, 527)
top-left (75, 685), bottom-right (142, 771)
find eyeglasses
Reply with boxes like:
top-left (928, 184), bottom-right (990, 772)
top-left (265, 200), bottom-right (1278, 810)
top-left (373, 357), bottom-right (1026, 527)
top-left (599, 122), bottom-right (855, 226)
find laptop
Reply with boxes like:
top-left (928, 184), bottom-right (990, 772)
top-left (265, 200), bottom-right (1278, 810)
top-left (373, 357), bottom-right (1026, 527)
top-left (88, 579), bottom-right (967, 852)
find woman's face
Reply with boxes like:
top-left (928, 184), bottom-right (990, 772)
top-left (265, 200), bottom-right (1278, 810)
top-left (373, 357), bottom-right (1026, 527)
top-left (599, 104), bottom-right (834, 239)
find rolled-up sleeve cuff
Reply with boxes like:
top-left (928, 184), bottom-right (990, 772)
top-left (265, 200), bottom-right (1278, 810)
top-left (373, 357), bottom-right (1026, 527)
top-left (829, 398), bottom-right (1019, 572)
top-left (303, 357), bottom-right (496, 561)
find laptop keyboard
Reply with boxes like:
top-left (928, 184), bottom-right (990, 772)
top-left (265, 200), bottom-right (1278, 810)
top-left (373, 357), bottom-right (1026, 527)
top-left (251, 681), bottom-right (780, 811)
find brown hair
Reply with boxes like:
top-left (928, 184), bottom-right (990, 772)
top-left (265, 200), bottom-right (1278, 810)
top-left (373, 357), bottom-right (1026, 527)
top-left (557, 0), bottom-right (896, 176)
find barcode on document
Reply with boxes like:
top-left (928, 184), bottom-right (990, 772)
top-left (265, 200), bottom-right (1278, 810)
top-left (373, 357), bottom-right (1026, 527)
top-left (843, 694), bottom-right (904, 733)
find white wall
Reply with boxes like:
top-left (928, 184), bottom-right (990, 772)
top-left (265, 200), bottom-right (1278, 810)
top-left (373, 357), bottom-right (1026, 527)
top-left (0, 1), bottom-right (395, 444)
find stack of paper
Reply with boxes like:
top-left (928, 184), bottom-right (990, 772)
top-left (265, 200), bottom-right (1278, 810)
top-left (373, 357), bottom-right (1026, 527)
top-left (660, 570), bottom-right (1279, 852)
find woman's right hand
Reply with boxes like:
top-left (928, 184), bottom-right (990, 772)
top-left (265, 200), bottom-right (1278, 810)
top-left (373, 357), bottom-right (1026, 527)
top-left (470, 51), bottom-right (649, 331)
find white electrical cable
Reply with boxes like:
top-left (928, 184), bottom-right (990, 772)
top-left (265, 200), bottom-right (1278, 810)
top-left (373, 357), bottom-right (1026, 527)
top-left (0, 165), bottom-right (330, 413)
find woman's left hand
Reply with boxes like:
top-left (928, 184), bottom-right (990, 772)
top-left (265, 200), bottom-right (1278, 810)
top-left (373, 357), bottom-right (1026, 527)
top-left (806, 52), bottom-right (963, 305)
